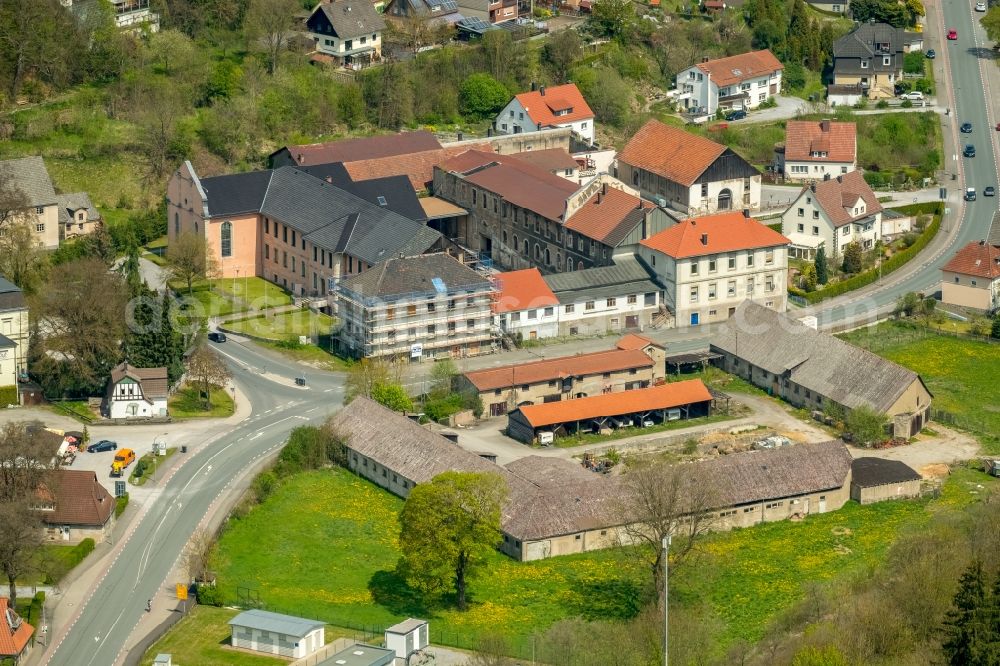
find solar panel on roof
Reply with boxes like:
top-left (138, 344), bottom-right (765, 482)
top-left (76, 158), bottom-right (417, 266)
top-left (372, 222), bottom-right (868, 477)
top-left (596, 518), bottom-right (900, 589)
top-left (458, 16), bottom-right (491, 31)
top-left (431, 277), bottom-right (447, 293)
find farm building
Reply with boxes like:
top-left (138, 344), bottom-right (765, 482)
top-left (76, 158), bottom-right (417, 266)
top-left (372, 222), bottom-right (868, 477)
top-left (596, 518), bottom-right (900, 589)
top-left (710, 301), bottom-right (932, 438)
top-left (505, 379), bottom-right (712, 444)
top-left (850, 457), bottom-right (922, 504)
top-left (228, 610), bottom-right (325, 659)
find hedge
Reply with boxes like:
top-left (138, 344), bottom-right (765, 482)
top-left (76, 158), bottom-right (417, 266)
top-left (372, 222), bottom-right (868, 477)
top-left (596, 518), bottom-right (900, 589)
top-left (116, 493), bottom-right (129, 518)
top-left (0, 385), bottom-right (16, 408)
top-left (789, 207), bottom-right (941, 304)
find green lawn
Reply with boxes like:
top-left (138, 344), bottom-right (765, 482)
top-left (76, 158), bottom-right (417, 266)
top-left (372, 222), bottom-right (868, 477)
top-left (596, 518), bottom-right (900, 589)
top-left (129, 448), bottom-right (177, 486)
top-left (19, 541), bottom-right (95, 585)
top-left (139, 607), bottom-right (290, 666)
top-left (175, 287), bottom-right (239, 318)
top-left (169, 383), bottom-right (235, 419)
top-left (171, 279), bottom-right (292, 318)
top-left (225, 310), bottom-right (335, 341)
top-left (257, 339), bottom-right (353, 372)
top-left (51, 400), bottom-right (97, 423)
top-left (839, 322), bottom-right (1000, 453)
top-left (214, 277), bottom-right (292, 308)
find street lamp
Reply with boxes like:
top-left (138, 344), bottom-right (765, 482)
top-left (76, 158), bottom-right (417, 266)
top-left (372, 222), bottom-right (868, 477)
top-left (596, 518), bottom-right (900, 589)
top-left (662, 535), bottom-right (671, 666)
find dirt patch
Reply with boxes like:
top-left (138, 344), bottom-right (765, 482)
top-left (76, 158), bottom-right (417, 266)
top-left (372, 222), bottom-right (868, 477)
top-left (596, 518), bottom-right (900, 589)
top-left (919, 463), bottom-right (950, 479)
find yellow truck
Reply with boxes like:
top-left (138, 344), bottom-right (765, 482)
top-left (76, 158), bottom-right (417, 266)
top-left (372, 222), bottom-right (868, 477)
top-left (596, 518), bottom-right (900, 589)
top-left (110, 448), bottom-right (136, 477)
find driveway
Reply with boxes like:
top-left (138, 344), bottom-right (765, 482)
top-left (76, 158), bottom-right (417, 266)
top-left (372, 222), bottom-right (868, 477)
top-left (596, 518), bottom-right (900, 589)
top-left (735, 95), bottom-right (810, 124)
top-left (140, 256), bottom-right (168, 292)
top-left (847, 423), bottom-right (980, 475)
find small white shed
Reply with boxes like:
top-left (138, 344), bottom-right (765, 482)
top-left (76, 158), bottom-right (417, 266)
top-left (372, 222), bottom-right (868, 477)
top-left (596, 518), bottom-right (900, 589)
top-left (153, 656), bottom-right (172, 666)
top-left (385, 618), bottom-right (429, 659)
top-left (228, 609), bottom-right (325, 659)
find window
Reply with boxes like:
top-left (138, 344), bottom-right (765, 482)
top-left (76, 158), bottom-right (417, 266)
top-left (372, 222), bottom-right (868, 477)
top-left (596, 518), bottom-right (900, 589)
top-left (700, 183), bottom-right (708, 197)
top-left (812, 226), bottom-right (819, 235)
top-left (842, 226), bottom-right (850, 236)
top-left (264, 244), bottom-right (269, 259)
top-left (565, 304), bottom-right (575, 313)
top-left (427, 302), bottom-right (436, 313)
top-left (283, 226), bottom-right (287, 243)
top-left (765, 276), bottom-right (775, 292)
top-left (728, 255), bottom-right (736, 270)
top-left (765, 250), bottom-right (774, 265)
top-left (727, 280), bottom-right (736, 297)
top-left (746, 251), bottom-right (754, 267)
top-left (527, 309), bottom-right (537, 319)
top-left (708, 283), bottom-right (717, 299)
top-left (971, 279), bottom-right (978, 287)
top-left (690, 286), bottom-right (699, 302)
top-left (797, 223), bottom-right (804, 233)
top-left (544, 306), bottom-right (554, 316)
top-left (511, 311), bottom-right (521, 322)
top-left (690, 262), bottom-right (699, 276)
top-left (627, 294), bottom-right (637, 304)
top-left (708, 259), bottom-right (717, 273)
top-left (220, 221), bottom-right (232, 257)
top-left (35, 206), bottom-right (44, 215)
top-left (35, 223), bottom-right (45, 232)
top-left (467, 318), bottom-right (475, 329)
top-left (797, 207), bottom-right (804, 217)
top-left (585, 301), bottom-right (595, 311)
top-left (607, 297), bottom-right (616, 307)
top-left (812, 210), bottom-right (819, 220)
top-left (291, 230), bottom-right (296, 246)
top-left (861, 59), bottom-right (869, 69)
top-left (427, 324), bottom-right (436, 335)
top-left (954, 276), bottom-right (960, 284)
top-left (447, 321), bottom-right (456, 335)
top-left (291, 256), bottom-right (295, 272)
top-left (174, 212), bottom-right (179, 235)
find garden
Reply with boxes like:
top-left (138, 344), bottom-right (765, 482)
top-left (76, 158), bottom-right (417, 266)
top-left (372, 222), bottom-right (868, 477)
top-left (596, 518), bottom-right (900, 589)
top-left (167, 383), bottom-right (235, 418)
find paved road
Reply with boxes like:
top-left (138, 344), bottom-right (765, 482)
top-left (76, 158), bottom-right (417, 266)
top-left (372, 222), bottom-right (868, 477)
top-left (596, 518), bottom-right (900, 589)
top-left (41, 339), bottom-right (345, 666)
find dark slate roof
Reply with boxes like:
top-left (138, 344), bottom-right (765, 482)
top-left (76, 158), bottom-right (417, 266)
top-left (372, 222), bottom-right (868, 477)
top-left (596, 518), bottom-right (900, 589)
top-left (833, 22), bottom-right (903, 75)
top-left (543, 255), bottom-right (663, 303)
top-left (851, 457), bottom-right (922, 488)
top-left (297, 162), bottom-right (426, 221)
top-left (200, 170), bottom-right (274, 217)
top-left (0, 156), bottom-right (57, 206)
top-left (316, 0), bottom-right (386, 39)
top-left (0, 276), bottom-right (26, 312)
top-left (56, 192), bottom-right (100, 226)
top-left (710, 301), bottom-right (930, 413)
top-left (339, 253), bottom-right (491, 300)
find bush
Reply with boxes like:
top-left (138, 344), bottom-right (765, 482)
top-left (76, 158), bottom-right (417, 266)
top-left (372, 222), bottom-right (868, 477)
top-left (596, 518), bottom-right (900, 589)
top-left (252, 470), bottom-right (278, 502)
top-left (458, 73), bottom-right (509, 119)
top-left (900, 99), bottom-right (913, 108)
top-left (115, 493), bottom-right (129, 518)
top-left (876, 100), bottom-right (889, 109)
top-left (903, 51), bottom-right (925, 74)
top-left (74, 538), bottom-right (96, 560)
top-left (194, 582), bottom-right (222, 606)
top-left (0, 385), bottom-right (16, 408)
top-left (275, 425), bottom-right (340, 477)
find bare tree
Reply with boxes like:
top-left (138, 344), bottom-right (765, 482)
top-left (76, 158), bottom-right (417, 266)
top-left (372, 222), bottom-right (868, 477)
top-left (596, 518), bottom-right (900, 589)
top-left (166, 232), bottom-right (221, 294)
top-left (0, 221), bottom-right (47, 295)
top-left (245, 0), bottom-right (299, 75)
top-left (183, 528), bottom-right (214, 582)
top-left (617, 461), bottom-right (718, 594)
top-left (132, 79), bottom-right (188, 180)
top-left (0, 164), bottom-right (29, 228)
top-left (464, 635), bottom-right (515, 666)
top-left (187, 343), bottom-right (231, 409)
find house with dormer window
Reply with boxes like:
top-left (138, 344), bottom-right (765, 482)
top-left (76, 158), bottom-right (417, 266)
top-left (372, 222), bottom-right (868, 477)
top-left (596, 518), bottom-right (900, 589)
top-left (494, 83), bottom-right (595, 145)
top-left (780, 171), bottom-right (882, 260)
top-left (830, 22), bottom-right (904, 101)
top-left (775, 120), bottom-right (857, 182)
top-left (675, 50), bottom-right (784, 116)
top-left (104, 362), bottom-right (169, 419)
top-left (307, 0), bottom-right (387, 67)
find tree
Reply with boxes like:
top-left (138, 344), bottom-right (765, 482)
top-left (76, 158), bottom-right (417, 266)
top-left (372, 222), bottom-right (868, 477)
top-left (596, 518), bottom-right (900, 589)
top-left (429, 358), bottom-right (458, 399)
top-left (791, 646), bottom-right (850, 666)
top-left (0, 221), bottom-right (47, 295)
top-left (617, 461), bottom-right (717, 595)
top-left (167, 232), bottom-right (220, 294)
top-left (992, 315), bottom-right (1000, 340)
top-left (542, 29), bottom-right (582, 82)
top-left (814, 246), bottom-right (829, 284)
top-left (370, 381), bottom-right (413, 413)
top-left (845, 405), bottom-right (889, 446)
top-left (849, 0), bottom-right (908, 27)
top-left (984, 6), bottom-right (1000, 45)
top-left (578, 67), bottom-right (631, 126)
top-left (841, 241), bottom-right (863, 274)
top-left (783, 61), bottom-right (806, 92)
top-left (245, 0), bottom-right (298, 74)
top-left (459, 73), bottom-right (509, 119)
top-left (590, 0), bottom-right (633, 39)
top-left (0, 0), bottom-right (83, 99)
top-left (119, 241), bottom-right (145, 297)
top-left (481, 30), bottom-right (515, 82)
top-left (800, 263), bottom-right (817, 292)
top-left (942, 560), bottom-right (998, 665)
top-left (187, 343), bottom-right (231, 409)
top-left (398, 471), bottom-right (508, 610)
top-left (125, 291), bottom-right (185, 382)
top-left (894, 291), bottom-right (921, 318)
top-left (969, 315), bottom-right (991, 337)
top-left (132, 79), bottom-right (190, 179)
top-left (345, 358), bottom-right (400, 403)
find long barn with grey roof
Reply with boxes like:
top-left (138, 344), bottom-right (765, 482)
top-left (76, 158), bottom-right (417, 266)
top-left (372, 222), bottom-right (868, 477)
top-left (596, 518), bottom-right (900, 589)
top-left (710, 301), bottom-right (932, 438)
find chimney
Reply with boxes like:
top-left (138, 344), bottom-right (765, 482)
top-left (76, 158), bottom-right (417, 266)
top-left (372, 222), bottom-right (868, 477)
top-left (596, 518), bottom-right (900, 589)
top-left (597, 192), bottom-right (603, 204)
top-left (540, 85), bottom-right (546, 96)
top-left (457, 131), bottom-right (464, 142)
top-left (837, 174), bottom-right (843, 183)
top-left (820, 119), bottom-right (830, 132)
top-left (637, 198), bottom-right (644, 210)
top-left (701, 55), bottom-right (710, 63)
top-left (325, 175), bottom-right (333, 183)
top-left (700, 233), bottom-right (709, 245)
top-left (823, 173), bottom-right (831, 181)
top-left (810, 183), bottom-right (817, 192)
top-left (487, 126), bottom-right (493, 137)
top-left (531, 81), bottom-right (537, 91)
top-left (296, 153), bottom-right (304, 164)
top-left (602, 182), bottom-right (607, 195)
top-left (742, 208), bottom-right (750, 218)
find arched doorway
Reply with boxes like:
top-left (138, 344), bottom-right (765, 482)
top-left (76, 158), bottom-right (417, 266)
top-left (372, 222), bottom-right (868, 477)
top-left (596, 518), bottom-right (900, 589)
top-left (718, 188), bottom-right (733, 210)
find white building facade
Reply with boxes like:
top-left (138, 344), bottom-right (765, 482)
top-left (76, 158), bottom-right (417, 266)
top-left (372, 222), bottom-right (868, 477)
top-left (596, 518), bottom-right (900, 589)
top-left (780, 172), bottom-right (882, 260)
top-left (495, 83), bottom-right (596, 145)
top-left (675, 50), bottom-right (784, 115)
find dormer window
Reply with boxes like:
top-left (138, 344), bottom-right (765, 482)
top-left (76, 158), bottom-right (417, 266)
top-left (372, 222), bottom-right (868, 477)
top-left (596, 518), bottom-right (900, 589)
top-left (861, 60), bottom-right (869, 69)
top-left (883, 56), bottom-right (891, 66)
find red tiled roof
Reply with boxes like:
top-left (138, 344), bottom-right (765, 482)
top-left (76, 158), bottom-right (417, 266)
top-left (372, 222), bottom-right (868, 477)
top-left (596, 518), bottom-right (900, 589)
top-left (617, 119), bottom-right (727, 187)
top-left (514, 379), bottom-right (712, 428)
top-left (463, 348), bottom-right (655, 392)
top-left (514, 83), bottom-right (594, 128)
top-left (641, 211), bottom-right (789, 258)
top-left (565, 186), bottom-right (652, 246)
top-left (0, 597), bottom-right (33, 658)
top-left (439, 150), bottom-right (578, 221)
top-left (616, 333), bottom-right (663, 351)
top-left (38, 470), bottom-right (115, 528)
top-left (941, 241), bottom-right (1000, 278)
top-left (343, 144), bottom-right (493, 191)
top-left (278, 131), bottom-right (442, 166)
top-left (696, 49), bottom-right (784, 87)
top-left (494, 268), bottom-right (559, 313)
top-left (784, 120), bottom-right (857, 163)
top-left (808, 171), bottom-right (882, 228)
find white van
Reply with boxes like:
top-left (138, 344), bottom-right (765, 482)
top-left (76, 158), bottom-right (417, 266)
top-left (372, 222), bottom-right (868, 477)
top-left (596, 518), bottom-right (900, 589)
top-left (538, 431), bottom-right (554, 446)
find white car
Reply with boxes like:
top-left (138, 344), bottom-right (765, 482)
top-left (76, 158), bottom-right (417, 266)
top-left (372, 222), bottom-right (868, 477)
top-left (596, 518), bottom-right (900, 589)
top-left (900, 91), bottom-right (924, 100)
top-left (975, 1), bottom-right (987, 11)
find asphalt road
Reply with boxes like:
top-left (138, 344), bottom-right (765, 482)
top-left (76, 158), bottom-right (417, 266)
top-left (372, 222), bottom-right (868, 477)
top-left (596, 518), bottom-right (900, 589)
top-left (42, 339), bottom-right (345, 666)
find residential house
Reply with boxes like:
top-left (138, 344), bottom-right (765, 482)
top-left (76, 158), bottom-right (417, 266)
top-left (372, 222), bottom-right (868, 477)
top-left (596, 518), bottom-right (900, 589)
top-left (229, 610), bottom-right (325, 659)
top-left (104, 362), bottom-right (168, 419)
top-left (675, 50), bottom-right (784, 115)
top-left (775, 120), bottom-right (857, 182)
top-left (616, 119), bottom-right (761, 216)
top-left (269, 131), bottom-right (442, 168)
top-left (434, 150), bottom-right (674, 273)
top-left (830, 22), bottom-right (904, 101)
top-left (0, 597), bottom-right (33, 664)
top-left (167, 162), bottom-right (447, 304)
top-left (384, 0), bottom-right (464, 31)
top-left (542, 256), bottom-right (668, 334)
top-left (35, 470), bottom-right (115, 545)
top-left (307, 0), bottom-right (387, 67)
top-left (779, 171), bottom-right (882, 260)
top-left (453, 0), bottom-right (520, 24)
top-left (805, 0), bottom-right (847, 14)
top-left (0, 276), bottom-right (28, 398)
top-left (459, 335), bottom-right (665, 417)
top-left (493, 268), bottom-right (561, 340)
top-left (495, 83), bottom-right (596, 145)
top-left (850, 457), bottom-right (921, 504)
top-left (63, 0), bottom-right (160, 32)
top-left (940, 240), bottom-right (1000, 312)
top-left (710, 301), bottom-right (933, 438)
top-left (640, 210), bottom-right (790, 327)
top-left (506, 379), bottom-right (712, 443)
top-left (336, 253), bottom-right (496, 360)
top-left (0, 156), bottom-right (100, 249)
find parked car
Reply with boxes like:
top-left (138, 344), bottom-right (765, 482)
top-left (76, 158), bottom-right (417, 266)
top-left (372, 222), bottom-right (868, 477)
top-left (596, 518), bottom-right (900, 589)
top-left (208, 331), bottom-right (226, 343)
top-left (725, 109), bottom-right (747, 121)
top-left (965, 187), bottom-right (977, 201)
top-left (996, 122), bottom-right (1000, 132)
top-left (926, 48), bottom-right (936, 58)
top-left (641, 419), bottom-right (656, 428)
top-left (88, 439), bottom-right (117, 453)
top-left (900, 91), bottom-right (924, 100)
top-left (985, 186), bottom-right (996, 197)
top-left (976, 1), bottom-right (987, 11)
top-left (947, 28), bottom-right (958, 40)
top-left (961, 122), bottom-right (973, 133)
top-left (964, 144), bottom-right (976, 157)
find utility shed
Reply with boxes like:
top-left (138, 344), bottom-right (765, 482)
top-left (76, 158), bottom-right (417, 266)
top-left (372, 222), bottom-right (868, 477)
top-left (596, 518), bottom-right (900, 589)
top-left (850, 457), bottom-right (921, 504)
top-left (385, 618), bottom-right (429, 659)
top-left (228, 609), bottom-right (325, 659)
top-left (315, 643), bottom-right (394, 666)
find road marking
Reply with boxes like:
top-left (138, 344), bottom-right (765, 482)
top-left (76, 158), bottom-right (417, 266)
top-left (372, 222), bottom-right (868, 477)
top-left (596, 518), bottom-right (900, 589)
top-left (249, 432), bottom-right (263, 441)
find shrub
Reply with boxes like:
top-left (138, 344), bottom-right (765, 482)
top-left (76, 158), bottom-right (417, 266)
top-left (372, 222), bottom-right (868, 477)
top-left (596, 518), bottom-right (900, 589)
top-left (194, 583), bottom-right (222, 606)
top-left (115, 493), bottom-right (129, 518)
top-left (0, 385), bottom-right (16, 408)
top-left (876, 100), bottom-right (889, 109)
top-left (252, 470), bottom-right (278, 502)
top-left (901, 99), bottom-right (913, 108)
top-left (458, 73), bottom-right (509, 119)
top-left (74, 538), bottom-right (96, 560)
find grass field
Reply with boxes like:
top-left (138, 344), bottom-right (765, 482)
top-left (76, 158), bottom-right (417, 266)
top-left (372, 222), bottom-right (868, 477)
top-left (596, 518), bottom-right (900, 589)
top-left (257, 339), bottom-right (353, 372)
top-left (214, 277), bottom-right (293, 308)
top-left (20, 541), bottom-right (95, 585)
top-left (168, 383), bottom-right (235, 418)
top-left (226, 310), bottom-right (335, 341)
top-left (139, 607), bottom-right (290, 666)
top-left (171, 278), bottom-right (292, 318)
top-left (839, 322), bottom-right (1000, 454)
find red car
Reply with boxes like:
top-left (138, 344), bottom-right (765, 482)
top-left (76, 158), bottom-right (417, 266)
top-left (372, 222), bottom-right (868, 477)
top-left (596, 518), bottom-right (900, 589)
top-left (947, 28), bottom-right (958, 40)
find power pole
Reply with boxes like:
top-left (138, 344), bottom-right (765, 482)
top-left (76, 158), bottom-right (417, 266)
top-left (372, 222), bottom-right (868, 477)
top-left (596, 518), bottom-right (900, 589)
top-left (663, 535), bottom-right (671, 666)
